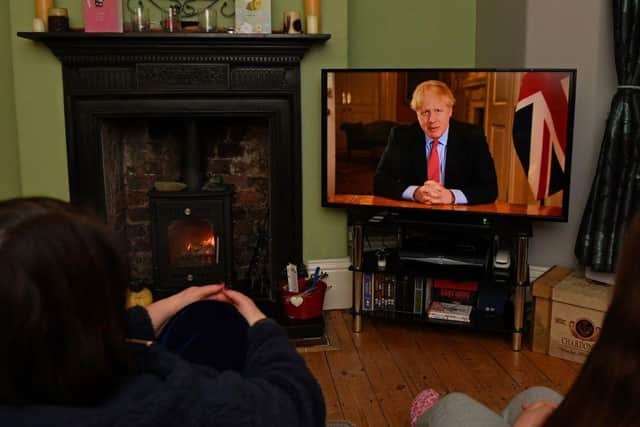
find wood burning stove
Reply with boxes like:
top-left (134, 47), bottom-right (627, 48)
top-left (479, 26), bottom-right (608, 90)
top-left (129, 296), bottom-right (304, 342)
top-left (150, 188), bottom-right (233, 299)
top-left (148, 120), bottom-right (234, 298)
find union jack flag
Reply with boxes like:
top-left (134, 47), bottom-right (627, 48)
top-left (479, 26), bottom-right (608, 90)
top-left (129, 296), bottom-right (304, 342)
top-left (512, 72), bottom-right (571, 201)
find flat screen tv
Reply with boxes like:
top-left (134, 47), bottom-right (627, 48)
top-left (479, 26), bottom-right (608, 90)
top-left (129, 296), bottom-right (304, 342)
top-left (321, 68), bottom-right (576, 222)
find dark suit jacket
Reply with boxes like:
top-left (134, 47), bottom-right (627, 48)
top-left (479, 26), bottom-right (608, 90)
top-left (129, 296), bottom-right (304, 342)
top-left (373, 120), bottom-right (498, 204)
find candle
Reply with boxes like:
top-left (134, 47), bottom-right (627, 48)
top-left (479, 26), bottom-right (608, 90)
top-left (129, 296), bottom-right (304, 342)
top-left (35, 0), bottom-right (54, 31)
top-left (304, 0), bottom-right (320, 16)
top-left (306, 16), bottom-right (318, 34)
top-left (32, 18), bottom-right (46, 32)
top-left (304, 0), bottom-right (320, 34)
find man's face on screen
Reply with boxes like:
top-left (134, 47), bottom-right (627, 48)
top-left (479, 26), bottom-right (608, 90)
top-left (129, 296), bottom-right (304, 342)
top-left (415, 92), bottom-right (452, 139)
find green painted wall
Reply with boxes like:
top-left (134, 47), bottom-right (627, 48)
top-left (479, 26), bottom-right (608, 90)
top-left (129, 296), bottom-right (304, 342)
top-left (476, 0), bottom-right (526, 67)
top-left (301, 1), bottom-right (350, 261)
top-left (348, 0), bottom-right (476, 67)
top-left (1, 1), bottom-right (20, 199)
top-left (10, 0), bottom-right (70, 200)
top-left (8, 0), bottom-right (476, 261)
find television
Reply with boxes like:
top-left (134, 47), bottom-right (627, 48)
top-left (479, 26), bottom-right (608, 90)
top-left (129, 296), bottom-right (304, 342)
top-left (321, 68), bottom-right (576, 223)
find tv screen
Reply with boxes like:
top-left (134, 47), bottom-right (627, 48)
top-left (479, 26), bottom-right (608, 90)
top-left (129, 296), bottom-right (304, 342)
top-left (321, 68), bottom-right (576, 222)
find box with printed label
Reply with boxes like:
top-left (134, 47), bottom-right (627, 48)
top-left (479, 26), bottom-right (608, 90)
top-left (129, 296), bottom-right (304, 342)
top-left (83, 0), bottom-right (123, 33)
top-left (235, 0), bottom-right (271, 33)
top-left (549, 273), bottom-right (613, 363)
top-left (530, 266), bottom-right (572, 354)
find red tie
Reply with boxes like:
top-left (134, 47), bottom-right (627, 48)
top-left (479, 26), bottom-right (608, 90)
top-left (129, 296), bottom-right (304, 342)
top-left (428, 140), bottom-right (440, 182)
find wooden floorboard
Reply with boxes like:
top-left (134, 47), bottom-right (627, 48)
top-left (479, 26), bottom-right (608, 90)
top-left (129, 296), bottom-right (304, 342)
top-left (477, 333), bottom-right (556, 391)
top-left (323, 311), bottom-right (387, 426)
top-left (301, 351), bottom-right (344, 421)
top-left (374, 320), bottom-right (447, 397)
top-left (342, 312), bottom-right (414, 426)
top-left (309, 310), bottom-right (580, 426)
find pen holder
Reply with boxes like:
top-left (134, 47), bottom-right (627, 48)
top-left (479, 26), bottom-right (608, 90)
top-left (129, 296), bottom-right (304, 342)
top-left (281, 278), bottom-right (327, 320)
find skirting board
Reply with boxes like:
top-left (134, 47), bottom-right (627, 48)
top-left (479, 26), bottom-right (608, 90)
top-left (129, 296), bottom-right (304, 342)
top-left (306, 257), bottom-right (353, 310)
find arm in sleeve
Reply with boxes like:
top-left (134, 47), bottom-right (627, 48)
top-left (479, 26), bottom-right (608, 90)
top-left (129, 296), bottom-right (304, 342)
top-left (462, 127), bottom-right (498, 204)
top-left (190, 318), bottom-right (326, 427)
top-left (241, 319), bottom-right (326, 427)
top-left (126, 306), bottom-right (155, 341)
top-left (374, 127), bottom-right (416, 200)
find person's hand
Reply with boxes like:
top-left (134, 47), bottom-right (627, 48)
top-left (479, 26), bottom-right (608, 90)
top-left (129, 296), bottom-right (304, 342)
top-left (512, 400), bottom-right (558, 427)
top-left (210, 288), bottom-right (267, 326)
top-left (146, 283), bottom-right (226, 335)
top-left (414, 180), bottom-right (454, 204)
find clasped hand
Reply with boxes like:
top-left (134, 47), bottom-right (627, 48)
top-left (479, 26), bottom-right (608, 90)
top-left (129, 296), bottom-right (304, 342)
top-left (414, 180), bottom-right (454, 204)
top-left (145, 284), bottom-right (267, 336)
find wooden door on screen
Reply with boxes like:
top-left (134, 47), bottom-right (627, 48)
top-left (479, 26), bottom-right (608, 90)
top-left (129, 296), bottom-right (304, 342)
top-left (334, 72), bottom-right (380, 157)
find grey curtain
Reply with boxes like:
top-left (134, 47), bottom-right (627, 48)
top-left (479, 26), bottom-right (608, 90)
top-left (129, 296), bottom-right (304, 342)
top-left (575, 0), bottom-right (640, 272)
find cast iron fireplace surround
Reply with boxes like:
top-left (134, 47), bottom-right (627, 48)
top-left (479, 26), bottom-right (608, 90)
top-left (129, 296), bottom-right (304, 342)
top-left (18, 32), bottom-right (330, 300)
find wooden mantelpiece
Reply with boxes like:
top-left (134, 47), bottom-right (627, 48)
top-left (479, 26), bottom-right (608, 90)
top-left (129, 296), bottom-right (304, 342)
top-left (17, 32), bottom-right (331, 64)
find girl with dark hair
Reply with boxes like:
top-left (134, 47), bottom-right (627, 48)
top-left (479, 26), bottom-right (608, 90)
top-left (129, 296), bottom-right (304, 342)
top-left (0, 197), bottom-right (325, 426)
top-left (411, 214), bottom-right (640, 427)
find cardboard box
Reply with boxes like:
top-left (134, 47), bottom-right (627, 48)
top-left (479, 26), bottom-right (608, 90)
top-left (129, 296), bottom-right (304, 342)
top-left (549, 273), bottom-right (613, 363)
top-left (235, 0), bottom-right (271, 33)
top-left (530, 266), bottom-right (572, 353)
top-left (83, 0), bottom-right (123, 33)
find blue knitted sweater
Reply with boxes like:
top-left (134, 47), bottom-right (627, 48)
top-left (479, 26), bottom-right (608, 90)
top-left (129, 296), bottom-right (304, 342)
top-left (0, 307), bottom-right (326, 427)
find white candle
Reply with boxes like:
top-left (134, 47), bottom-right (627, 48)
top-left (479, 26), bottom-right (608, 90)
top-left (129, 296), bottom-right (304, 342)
top-left (32, 18), bottom-right (45, 32)
top-left (306, 15), bottom-right (318, 34)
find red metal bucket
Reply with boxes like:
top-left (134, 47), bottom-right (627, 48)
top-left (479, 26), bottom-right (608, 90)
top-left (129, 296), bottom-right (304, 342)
top-left (281, 278), bottom-right (327, 320)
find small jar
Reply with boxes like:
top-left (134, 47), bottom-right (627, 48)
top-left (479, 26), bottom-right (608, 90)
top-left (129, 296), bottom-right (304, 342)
top-left (376, 250), bottom-right (387, 271)
top-left (48, 8), bottom-right (69, 32)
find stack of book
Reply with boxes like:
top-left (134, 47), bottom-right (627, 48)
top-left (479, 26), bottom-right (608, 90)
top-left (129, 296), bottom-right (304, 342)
top-left (431, 279), bottom-right (478, 305)
top-left (362, 273), bottom-right (478, 324)
top-left (362, 272), bottom-right (432, 315)
top-left (427, 301), bottom-right (473, 323)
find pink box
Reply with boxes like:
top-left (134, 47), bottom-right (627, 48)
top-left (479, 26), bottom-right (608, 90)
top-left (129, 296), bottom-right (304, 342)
top-left (83, 0), bottom-right (123, 33)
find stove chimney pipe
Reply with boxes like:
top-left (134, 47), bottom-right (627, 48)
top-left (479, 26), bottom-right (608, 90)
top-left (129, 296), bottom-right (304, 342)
top-left (182, 120), bottom-right (204, 191)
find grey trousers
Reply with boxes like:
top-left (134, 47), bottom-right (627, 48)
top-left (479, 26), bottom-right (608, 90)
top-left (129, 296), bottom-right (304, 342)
top-left (415, 386), bottom-right (563, 427)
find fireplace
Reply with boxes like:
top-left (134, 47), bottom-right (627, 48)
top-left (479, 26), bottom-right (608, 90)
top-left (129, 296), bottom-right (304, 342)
top-left (19, 32), bottom-right (330, 302)
top-left (150, 188), bottom-right (233, 299)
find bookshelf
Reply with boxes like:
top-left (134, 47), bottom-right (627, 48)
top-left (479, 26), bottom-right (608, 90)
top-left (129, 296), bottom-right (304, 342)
top-left (349, 211), bottom-right (531, 351)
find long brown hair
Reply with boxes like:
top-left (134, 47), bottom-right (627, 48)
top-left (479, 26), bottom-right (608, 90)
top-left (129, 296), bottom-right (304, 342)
top-left (544, 215), bottom-right (640, 426)
top-left (0, 198), bottom-right (131, 405)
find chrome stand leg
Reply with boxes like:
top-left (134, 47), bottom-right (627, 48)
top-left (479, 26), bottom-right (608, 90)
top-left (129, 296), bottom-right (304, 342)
top-left (512, 234), bottom-right (529, 351)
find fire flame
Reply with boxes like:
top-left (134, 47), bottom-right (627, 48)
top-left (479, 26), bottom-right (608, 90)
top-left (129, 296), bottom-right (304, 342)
top-left (185, 235), bottom-right (215, 252)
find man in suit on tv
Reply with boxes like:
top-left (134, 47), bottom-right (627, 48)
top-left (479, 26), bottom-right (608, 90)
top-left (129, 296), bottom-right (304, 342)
top-left (374, 80), bottom-right (498, 205)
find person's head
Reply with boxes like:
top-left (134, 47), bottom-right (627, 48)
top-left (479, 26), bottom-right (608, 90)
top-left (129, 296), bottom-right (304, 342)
top-left (410, 80), bottom-right (455, 139)
top-left (544, 214), bottom-right (640, 426)
top-left (0, 197), bottom-right (131, 405)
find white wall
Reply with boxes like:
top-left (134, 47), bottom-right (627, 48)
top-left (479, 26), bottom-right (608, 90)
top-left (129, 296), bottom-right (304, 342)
top-left (523, 0), bottom-right (616, 268)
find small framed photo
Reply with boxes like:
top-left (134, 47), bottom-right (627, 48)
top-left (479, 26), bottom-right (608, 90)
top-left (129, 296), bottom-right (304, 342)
top-left (235, 0), bottom-right (271, 33)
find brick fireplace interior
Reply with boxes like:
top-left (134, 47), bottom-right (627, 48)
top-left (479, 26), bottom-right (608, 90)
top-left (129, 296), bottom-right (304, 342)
top-left (103, 117), bottom-right (271, 298)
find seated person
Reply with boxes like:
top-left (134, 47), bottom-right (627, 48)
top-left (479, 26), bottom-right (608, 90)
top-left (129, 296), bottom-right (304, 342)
top-left (410, 213), bottom-right (640, 426)
top-left (374, 80), bottom-right (498, 205)
top-left (0, 197), bottom-right (326, 427)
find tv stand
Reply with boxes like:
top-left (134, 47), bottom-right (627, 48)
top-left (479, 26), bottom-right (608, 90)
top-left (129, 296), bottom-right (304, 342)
top-left (350, 212), bottom-right (531, 351)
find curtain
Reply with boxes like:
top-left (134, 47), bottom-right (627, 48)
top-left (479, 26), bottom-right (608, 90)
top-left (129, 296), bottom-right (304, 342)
top-left (575, 0), bottom-right (640, 272)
